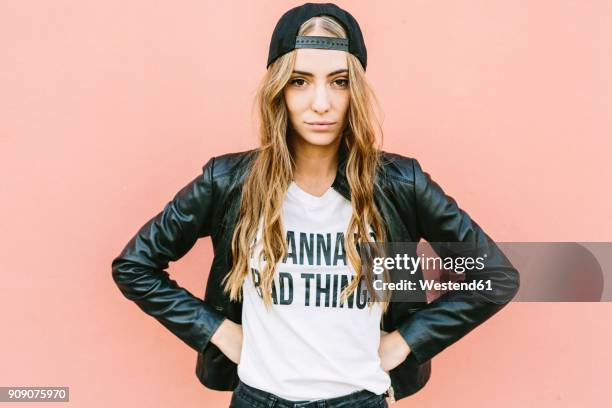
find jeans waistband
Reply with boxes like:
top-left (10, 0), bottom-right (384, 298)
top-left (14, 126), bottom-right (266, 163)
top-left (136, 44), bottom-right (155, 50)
top-left (233, 379), bottom-right (384, 408)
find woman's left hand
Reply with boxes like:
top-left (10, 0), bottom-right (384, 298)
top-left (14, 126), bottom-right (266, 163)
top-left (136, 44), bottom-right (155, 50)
top-left (378, 330), bottom-right (411, 372)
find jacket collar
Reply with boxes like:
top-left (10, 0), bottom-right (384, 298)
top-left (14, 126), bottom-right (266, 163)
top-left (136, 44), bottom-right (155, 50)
top-left (331, 142), bottom-right (351, 201)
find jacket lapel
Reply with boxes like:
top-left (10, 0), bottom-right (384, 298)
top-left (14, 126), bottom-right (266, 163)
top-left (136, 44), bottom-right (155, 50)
top-left (331, 143), bottom-right (351, 201)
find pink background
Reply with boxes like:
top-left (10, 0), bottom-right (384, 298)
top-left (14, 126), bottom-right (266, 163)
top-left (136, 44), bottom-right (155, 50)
top-left (2, 1), bottom-right (611, 406)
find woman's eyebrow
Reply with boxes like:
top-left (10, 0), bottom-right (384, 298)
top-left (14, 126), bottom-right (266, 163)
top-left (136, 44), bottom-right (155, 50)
top-left (291, 69), bottom-right (348, 77)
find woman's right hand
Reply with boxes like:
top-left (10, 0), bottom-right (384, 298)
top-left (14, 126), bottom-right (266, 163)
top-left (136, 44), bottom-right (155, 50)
top-left (210, 319), bottom-right (243, 364)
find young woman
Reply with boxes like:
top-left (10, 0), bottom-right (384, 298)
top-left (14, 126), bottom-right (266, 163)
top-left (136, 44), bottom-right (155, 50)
top-left (112, 3), bottom-right (520, 408)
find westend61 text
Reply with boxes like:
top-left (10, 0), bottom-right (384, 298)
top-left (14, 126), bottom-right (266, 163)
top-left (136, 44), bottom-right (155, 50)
top-left (374, 279), bottom-right (494, 292)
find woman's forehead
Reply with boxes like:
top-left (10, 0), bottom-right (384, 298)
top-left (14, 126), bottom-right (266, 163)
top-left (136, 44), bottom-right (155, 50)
top-left (293, 48), bottom-right (348, 75)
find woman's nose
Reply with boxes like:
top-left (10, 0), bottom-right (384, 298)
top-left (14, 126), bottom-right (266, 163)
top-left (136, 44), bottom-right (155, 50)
top-left (311, 84), bottom-right (331, 113)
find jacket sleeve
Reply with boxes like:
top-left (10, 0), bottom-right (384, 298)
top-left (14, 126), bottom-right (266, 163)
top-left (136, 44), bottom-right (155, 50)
top-left (111, 156), bottom-right (226, 354)
top-left (397, 158), bottom-right (520, 364)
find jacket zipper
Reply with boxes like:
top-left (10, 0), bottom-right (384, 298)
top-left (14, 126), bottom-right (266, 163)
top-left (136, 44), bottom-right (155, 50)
top-left (385, 384), bottom-right (396, 404)
top-left (380, 299), bottom-right (394, 403)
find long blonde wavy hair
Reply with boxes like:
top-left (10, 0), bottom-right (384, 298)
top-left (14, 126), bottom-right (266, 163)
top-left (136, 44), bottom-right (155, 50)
top-left (221, 15), bottom-right (391, 314)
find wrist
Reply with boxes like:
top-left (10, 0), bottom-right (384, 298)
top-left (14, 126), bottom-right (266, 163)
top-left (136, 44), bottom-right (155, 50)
top-left (210, 318), bottom-right (232, 346)
top-left (392, 330), bottom-right (411, 358)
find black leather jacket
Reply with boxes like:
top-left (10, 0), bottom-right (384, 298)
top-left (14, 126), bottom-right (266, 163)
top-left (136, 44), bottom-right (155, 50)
top-left (111, 145), bottom-right (520, 402)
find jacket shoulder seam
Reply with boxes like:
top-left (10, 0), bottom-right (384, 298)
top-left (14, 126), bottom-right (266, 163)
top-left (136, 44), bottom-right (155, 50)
top-left (379, 151), bottom-right (416, 185)
top-left (209, 149), bottom-right (257, 180)
top-left (384, 172), bottom-right (415, 185)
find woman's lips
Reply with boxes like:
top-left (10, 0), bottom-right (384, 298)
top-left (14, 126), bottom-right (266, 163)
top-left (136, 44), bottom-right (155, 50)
top-left (306, 122), bottom-right (336, 130)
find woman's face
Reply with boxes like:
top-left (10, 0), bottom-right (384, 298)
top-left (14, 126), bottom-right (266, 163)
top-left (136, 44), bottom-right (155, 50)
top-left (283, 36), bottom-right (350, 148)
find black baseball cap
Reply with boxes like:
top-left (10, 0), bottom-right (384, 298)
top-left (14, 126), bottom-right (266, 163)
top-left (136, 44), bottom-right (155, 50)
top-left (266, 2), bottom-right (368, 71)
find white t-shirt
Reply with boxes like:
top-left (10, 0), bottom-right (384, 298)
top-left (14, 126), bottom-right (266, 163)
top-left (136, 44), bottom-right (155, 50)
top-left (237, 181), bottom-right (391, 401)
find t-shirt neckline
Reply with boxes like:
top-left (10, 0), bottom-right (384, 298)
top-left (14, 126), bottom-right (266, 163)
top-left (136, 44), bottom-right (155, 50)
top-left (287, 181), bottom-right (337, 207)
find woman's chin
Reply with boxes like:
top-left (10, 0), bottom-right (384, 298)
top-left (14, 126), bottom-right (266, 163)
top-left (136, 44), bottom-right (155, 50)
top-left (295, 131), bottom-right (342, 147)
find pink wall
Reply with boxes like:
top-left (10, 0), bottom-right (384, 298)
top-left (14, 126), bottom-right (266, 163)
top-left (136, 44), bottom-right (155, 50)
top-left (2, 1), bottom-right (611, 407)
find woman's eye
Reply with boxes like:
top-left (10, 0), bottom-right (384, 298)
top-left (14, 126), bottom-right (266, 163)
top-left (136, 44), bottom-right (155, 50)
top-left (290, 78), bottom-right (306, 87)
top-left (335, 79), bottom-right (349, 87)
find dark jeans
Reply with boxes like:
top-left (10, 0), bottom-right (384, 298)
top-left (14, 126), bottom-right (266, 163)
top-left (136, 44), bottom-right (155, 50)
top-left (229, 380), bottom-right (389, 408)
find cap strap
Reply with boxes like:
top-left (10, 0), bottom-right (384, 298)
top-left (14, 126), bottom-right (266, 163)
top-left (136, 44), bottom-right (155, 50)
top-left (294, 36), bottom-right (349, 51)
